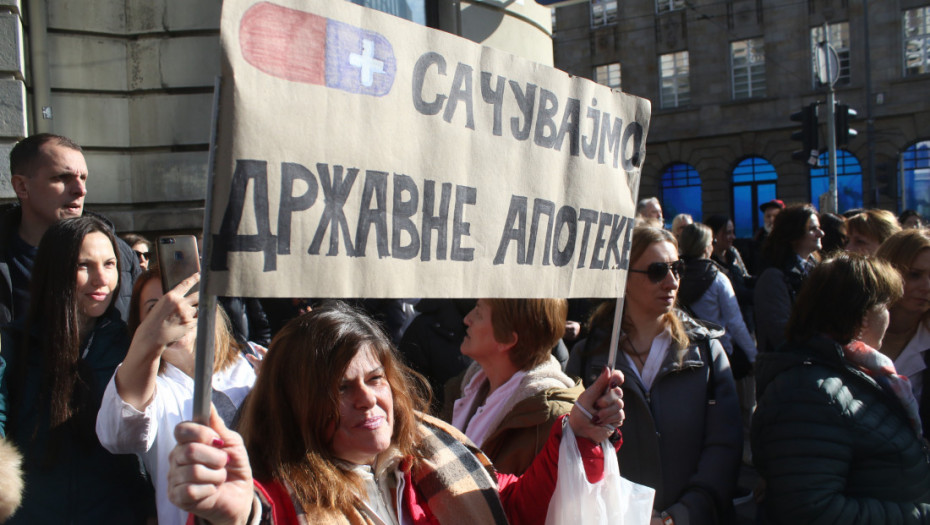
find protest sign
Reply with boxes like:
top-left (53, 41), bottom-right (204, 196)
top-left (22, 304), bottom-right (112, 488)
top-left (209, 0), bottom-right (651, 298)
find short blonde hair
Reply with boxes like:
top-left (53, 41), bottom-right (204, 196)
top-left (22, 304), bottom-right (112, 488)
top-left (846, 209), bottom-right (901, 246)
top-left (678, 223), bottom-right (713, 259)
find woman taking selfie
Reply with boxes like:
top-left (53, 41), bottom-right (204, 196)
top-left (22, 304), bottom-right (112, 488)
top-left (0, 216), bottom-right (152, 523)
top-left (166, 303), bottom-right (624, 524)
top-left (752, 254), bottom-right (930, 522)
top-left (567, 226), bottom-right (742, 525)
top-left (96, 268), bottom-right (257, 525)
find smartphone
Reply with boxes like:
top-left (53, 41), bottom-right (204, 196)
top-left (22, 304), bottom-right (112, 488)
top-left (157, 235), bottom-right (201, 295)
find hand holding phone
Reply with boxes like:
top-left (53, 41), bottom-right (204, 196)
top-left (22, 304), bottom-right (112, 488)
top-left (157, 236), bottom-right (201, 296)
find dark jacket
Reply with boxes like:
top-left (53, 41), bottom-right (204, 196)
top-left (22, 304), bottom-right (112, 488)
top-left (753, 255), bottom-right (813, 353)
top-left (752, 336), bottom-right (930, 524)
top-left (398, 299), bottom-right (475, 411)
top-left (218, 296), bottom-right (272, 347)
top-left (566, 313), bottom-right (742, 524)
top-left (0, 309), bottom-right (153, 523)
top-left (0, 205), bottom-right (140, 325)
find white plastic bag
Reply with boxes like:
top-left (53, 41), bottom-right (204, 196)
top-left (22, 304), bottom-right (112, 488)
top-left (545, 421), bottom-right (655, 525)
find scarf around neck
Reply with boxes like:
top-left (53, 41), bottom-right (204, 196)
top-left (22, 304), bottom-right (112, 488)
top-left (843, 340), bottom-right (923, 437)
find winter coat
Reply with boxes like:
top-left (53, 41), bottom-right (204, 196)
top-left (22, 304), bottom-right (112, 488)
top-left (446, 356), bottom-right (583, 475)
top-left (0, 309), bottom-right (153, 524)
top-left (712, 246), bottom-right (754, 311)
top-left (679, 258), bottom-right (758, 363)
top-left (752, 335), bottom-right (930, 524)
top-left (565, 313), bottom-right (742, 524)
top-left (0, 205), bottom-right (140, 325)
top-left (398, 299), bottom-right (474, 411)
top-left (753, 255), bottom-right (813, 353)
top-left (238, 413), bottom-right (615, 525)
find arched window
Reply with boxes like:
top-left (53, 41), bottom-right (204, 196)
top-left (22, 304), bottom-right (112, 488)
top-left (660, 163), bottom-right (701, 228)
top-left (899, 141), bottom-right (930, 220)
top-left (731, 156), bottom-right (777, 238)
top-left (810, 149), bottom-right (863, 213)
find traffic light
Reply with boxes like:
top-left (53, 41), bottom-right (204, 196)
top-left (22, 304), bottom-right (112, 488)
top-left (791, 103), bottom-right (819, 166)
top-left (835, 103), bottom-right (858, 147)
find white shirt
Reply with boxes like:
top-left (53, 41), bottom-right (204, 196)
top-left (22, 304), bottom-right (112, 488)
top-left (895, 320), bottom-right (930, 400)
top-left (451, 369), bottom-right (528, 448)
top-left (624, 329), bottom-right (672, 391)
top-left (95, 355), bottom-right (257, 525)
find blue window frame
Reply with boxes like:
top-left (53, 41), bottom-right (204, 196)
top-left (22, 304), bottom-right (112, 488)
top-left (660, 163), bottom-right (701, 228)
top-left (899, 141), bottom-right (930, 220)
top-left (731, 157), bottom-right (777, 238)
top-left (810, 149), bottom-right (863, 213)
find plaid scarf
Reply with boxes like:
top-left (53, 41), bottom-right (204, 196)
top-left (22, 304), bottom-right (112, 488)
top-left (252, 413), bottom-right (509, 525)
top-left (844, 340), bottom-right (923, 437)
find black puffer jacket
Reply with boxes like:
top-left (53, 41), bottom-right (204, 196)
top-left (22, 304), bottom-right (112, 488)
top-left (752, 335), bottom-right (930, 524)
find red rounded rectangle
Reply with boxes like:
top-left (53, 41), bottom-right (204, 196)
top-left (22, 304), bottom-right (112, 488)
top-left (240, 2), bottom-right (326, 85)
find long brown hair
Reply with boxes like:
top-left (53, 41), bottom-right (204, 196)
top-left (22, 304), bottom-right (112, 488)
top-left (237, 302), bottom-right (429, 516)
top-left (23, 216), bottom-right (120, 429)
top-left (582, 227), bottom-right (691, 361)
top-left (623, 226), bottom-right (690, 351)
top-left (762, 204), bottom-right (820, 269)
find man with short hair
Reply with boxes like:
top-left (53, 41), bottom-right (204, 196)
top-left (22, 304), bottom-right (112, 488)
top-left (1, 133), bottom-right (140, 323)
top-left (635, 196), bottom-right (664, 228)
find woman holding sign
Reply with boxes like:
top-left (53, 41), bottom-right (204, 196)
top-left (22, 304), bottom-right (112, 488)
top-left (166, 302), bottom-right (624, 524)
top-left (446, 298), bottom-right (583, 475)
top-left (567, 226), bottom-right (742, 525)
top-left (0, 216), bottom-right (153, 523)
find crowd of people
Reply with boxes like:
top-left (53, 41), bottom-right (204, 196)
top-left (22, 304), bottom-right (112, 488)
top-left (0, 132), bottom-right (928, 524)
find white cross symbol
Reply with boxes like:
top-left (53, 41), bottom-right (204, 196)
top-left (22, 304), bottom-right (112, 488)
top-left (349, 39), bottom-right (384, 87)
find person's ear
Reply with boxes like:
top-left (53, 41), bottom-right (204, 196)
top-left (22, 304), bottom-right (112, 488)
top-left (497, 331), bottom-right (518, 354)
top-left (857, 313), bottom-right (869, 339)
top-left (11, 175), bottom-right (28, 201)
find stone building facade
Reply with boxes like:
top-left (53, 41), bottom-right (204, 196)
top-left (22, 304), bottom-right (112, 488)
top-left (553, 0), bottom-right (930, 235)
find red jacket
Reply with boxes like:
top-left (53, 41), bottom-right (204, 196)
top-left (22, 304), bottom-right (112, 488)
top-left (246, 416), bottom-right (620, 525)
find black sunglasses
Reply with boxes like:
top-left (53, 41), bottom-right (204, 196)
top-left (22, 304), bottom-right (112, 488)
top-left (133, 250), bottom-right (149, 261)
top-left (628, 260), bottom-right (684, 283)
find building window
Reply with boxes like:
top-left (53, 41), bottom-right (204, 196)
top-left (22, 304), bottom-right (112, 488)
top-left (660, 51), bottom-right (690, 108)
top-left (347, 0), bottom-right (425, 25)
top-left (904, 7), bottom-right (930, 76)
top-left (731, 38), bottom-right (766, 99)
top-left (656, 0), bottom-right (685, 14)
top-left (811, 23), bottom-right (851, 86)
top-left (590, 0), bottom-right (618, 27)
top-left (731, 157), bottom-right (777, 238)
top-left (660, 163), bottom-right (702, 228)
top-left (595, 63), bottom-right (621, 89)
top-left (899, 141), bottom-right (930, 219)
top-left (810, 149), bottom-right (863, 213)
